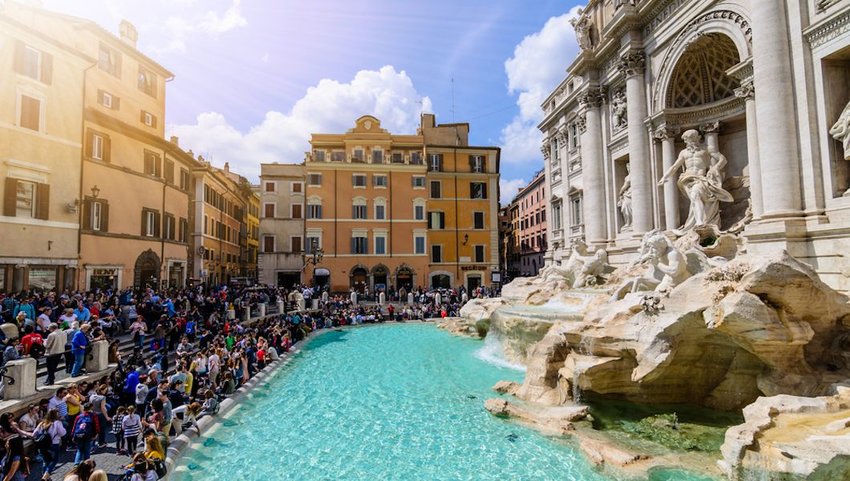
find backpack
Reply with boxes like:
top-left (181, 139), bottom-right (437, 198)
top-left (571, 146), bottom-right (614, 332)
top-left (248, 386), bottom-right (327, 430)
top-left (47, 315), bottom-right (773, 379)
top-left (73, 413), bottom-right (95, 441)
top-left (29, 341), bottom-right (45, 359)
top-left (33, 425), bottom-right (50, 447)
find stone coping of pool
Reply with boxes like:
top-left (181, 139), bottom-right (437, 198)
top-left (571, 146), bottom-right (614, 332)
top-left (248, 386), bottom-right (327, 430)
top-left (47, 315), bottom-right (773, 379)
top-left (163, 320), bottom-right (433, 479)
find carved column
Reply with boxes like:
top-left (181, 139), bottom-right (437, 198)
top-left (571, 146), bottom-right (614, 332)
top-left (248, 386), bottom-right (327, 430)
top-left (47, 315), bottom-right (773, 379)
top-left (701, 122), bottom-right (720, 152)
top-left (619, 51), bottom-right (653, 234)
top-left (654, 127), bottom-right (680, 230)
top-left (579, 87), bottom-right (607, 245)
top-left (735, 79), bottom-right (763, 219)
top-left (751, 0), bottom-right (802, 217)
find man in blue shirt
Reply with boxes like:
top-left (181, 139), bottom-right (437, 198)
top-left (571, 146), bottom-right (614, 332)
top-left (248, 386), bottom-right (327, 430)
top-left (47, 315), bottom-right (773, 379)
top-left (71, 324), bottom-right (90, 377)
top-left (74, 303), bottom-right (91, 323)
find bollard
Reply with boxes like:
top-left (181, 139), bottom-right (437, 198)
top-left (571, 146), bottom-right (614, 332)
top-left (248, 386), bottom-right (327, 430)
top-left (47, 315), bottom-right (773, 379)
top-left (243, 306), bottom-right (251, 322)
top-left (311, 299), bottom-right (318, 310)
top-left (407, 292), bottom-right (414, 305)
top-left (86, 340), bottom-right (109, 372)
top-left (297, 299), bottom-right (305, 312)
top-left (227, 309), bottom-right (235, 320)
top-left (277, 300), bottom-right (284, 314)
top-left (259, 303), bottom-right (266, 317)
top-left (378, 292), bottom-right (386, 306)
top-left (4, 358), bottom-right (36, 399)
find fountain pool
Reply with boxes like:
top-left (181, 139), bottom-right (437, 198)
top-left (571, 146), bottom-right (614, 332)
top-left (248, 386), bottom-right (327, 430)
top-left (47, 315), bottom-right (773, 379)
top-left (170, 324), bottom-right (716, 481)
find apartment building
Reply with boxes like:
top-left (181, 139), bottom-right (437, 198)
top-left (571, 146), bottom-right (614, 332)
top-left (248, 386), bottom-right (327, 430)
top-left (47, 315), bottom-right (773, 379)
top-left (258, 163), bottom-right (305, 287)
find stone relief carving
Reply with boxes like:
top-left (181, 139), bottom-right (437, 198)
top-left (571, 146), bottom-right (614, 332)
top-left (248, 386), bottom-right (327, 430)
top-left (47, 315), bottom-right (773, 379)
top-left (614, 0), bottom-right (636, 10)
top-left (618, 51), bottom-right (646, 78)
top-left (617, 162), bottom-right (633, 232)
top-left (579, 87), bottom-right (606, 109)
top-left (611, 89), bottom-right (628, 131)
top-left (658, 129), bottom-right (734, 235)
top-left (540, 142), bottom-right (551, 161)
top-left (570, 8), bottom-right (593, 51)
top-left (576, 114), bottom-right (587, 134)
top-left (830, 100), bottom-right (850, 160)
top-left (733, 79), bottom-right (755, 100)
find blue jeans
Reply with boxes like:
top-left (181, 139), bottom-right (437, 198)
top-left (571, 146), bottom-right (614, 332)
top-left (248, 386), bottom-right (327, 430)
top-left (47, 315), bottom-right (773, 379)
top-left (71, 352), bottom-right (85, 377)
top-left (44, 443), bottom-right (61, 474)
top-left (74, 438), bottom-right (91, 465)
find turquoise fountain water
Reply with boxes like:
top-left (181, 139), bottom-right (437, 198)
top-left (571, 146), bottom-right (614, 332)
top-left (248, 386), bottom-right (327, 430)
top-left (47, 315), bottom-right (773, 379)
top-left (171, 324), bottom-right (716, 481)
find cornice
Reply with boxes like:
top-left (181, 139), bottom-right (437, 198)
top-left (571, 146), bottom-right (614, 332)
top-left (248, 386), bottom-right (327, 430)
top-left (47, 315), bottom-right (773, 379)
top-left (804, 5), bottom-right (850, 49)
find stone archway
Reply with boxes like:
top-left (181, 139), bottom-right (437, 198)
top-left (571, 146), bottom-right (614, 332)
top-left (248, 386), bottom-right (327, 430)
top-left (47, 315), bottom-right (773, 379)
top-left (665, 34), bottom-right (741, 109)
top-left (134, 249), bottom-right (160, 289)
top-left (350, 264), bottom-right (368, 293)
top-left (395, 264), bottom-right (415, 291)
top-left (371, 264), bottom-right (389, 290)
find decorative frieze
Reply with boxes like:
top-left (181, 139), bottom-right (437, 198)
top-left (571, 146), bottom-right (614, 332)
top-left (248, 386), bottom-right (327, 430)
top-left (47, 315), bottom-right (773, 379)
top-left (643, 0), bottom-right (690, 37)
top-left (805, 8), bottom-right (850, 49)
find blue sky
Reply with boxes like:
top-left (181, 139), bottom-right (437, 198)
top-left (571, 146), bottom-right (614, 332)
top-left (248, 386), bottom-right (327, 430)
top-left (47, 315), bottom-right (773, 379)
top-left (43, 0), bottom-right (581, 204)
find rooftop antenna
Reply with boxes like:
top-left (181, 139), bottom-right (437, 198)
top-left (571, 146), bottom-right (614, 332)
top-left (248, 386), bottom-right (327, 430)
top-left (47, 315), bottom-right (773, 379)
top-left (451, 76), bottom-right (455, 122)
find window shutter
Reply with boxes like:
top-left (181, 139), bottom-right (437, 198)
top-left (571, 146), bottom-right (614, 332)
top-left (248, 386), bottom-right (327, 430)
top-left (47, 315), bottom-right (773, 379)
top-left (439, 212), bottom-right (445, 229)
top-left (113, 96), bottom-right (120, 111)
top-left (482, 183), bottom-right (488, 199)
top-left (141, 210), bottom-right (147, 236)
top-left (82, 199), bottom-right (92, 229)
top-left (140, 110), bottom-right (146, 123)
top-left (350, 237), bottom-right (356, 254)
top-left (103, 135), bottom-right (111, 162)
top-left (153, 212), bottom-right (161, 237)
top-left (156, 156), bottom-right (162, 177)
top-left (35, 183), bottom-right (49, 220)
top-left (438, 154), bottom-right (443, 171)
top-left (427, 213), bottom-right (432, 229)
top-left (101, 202), bottom-right (109, 232)
top-left (41, 52), bottom-right (53, 85)
top-left (13, 41), bottom-right (25, 75)
top-left (85, 130), bottom-right (94, 158)
top-left (152, 115), bottom-right (158, 128)
top-left (4, 178), bottom-right (18, 217)
top-left (469, 155), bottom-right (474, 171)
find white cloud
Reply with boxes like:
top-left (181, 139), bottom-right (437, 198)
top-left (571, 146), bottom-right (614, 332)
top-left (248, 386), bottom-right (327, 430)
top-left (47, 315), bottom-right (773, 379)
top-left (168, 66), bottom-right (433, 181)
top-left (498, 8), bottom-right (581, 165)
top-left (500, 178), bottom-right (527, 205)
top-left (157, 0), bottom-right (247, 53)
top-left (197, 0), bottom-right (247, 34)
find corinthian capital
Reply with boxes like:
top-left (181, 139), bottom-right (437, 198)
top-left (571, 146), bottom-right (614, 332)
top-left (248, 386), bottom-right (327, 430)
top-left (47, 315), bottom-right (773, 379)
top-left (734, 79), bottom-right (755, 100)
top-left (618, 51), bottom-right (646, 78)
top-left (578, 87), bottom-right (607, 109)
top-left (540, 142), bottom-right (551, 160)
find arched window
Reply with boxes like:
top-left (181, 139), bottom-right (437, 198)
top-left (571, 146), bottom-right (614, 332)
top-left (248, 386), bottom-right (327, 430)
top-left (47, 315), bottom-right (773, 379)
top-left (374, 197), bottom-right (387, 220)
top-left (413, 198), bottom-right (426, 221)
top-left (352, 197), bottom-right (367, 219)
top-left (307, 196), bottom-right (323, 219)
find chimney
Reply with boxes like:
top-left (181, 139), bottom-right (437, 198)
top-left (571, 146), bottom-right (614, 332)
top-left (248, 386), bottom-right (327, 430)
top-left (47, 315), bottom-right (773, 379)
top-left (119, 20), bottom-right (138, 48)
top-left (170, 136), bottom-right (179, 146)
top-left (224, 162), bottom-right (230, 172)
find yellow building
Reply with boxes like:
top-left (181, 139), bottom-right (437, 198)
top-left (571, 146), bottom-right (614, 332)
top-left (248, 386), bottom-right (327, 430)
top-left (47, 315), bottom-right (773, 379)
top-left (246, 187), bottom-right (260, 282)
top-left (0, 1), bottom-right (89, 291)
top-left (421, 114), bottom-right (501, 290)
top-left (305, 116), bottom-right (429, 292)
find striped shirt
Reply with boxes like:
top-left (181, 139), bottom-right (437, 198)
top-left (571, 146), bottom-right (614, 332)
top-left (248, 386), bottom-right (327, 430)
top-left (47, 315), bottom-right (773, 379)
top-left (122, 414), bottom-right (142, 438)
top-left (48, 396), bottom-right (67, 418)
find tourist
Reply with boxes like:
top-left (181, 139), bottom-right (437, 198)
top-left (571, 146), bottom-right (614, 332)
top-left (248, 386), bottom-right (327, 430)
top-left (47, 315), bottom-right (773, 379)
top-left (64, 385), bottom-right (83, 440)
top-left (122, 406), bottom-right (142, 455)
top-left (62, 459), bottom-right (95, 481)
top-left (111, 407), bottom-right (126, 454)
top-left (71, 403), bottom-right (100, 465)
top-left (87, 469), bottom-right (107, 481)
top-left (0, 436), bottom-right (27, 481)
top-left (34, 409), bottom-right (65, 480)
top-left (0, 413), bottom-right (31, 441)
top-left (17, 404), bottom-right (40, 433)
top-left (44, 324), bottom-right (67, 386)
top-left (88, 386), bottom-right (111, 448)
top-left (141, 429), bottom-right (164, 461)
top-left (70, 325), bottom-right (90, 377)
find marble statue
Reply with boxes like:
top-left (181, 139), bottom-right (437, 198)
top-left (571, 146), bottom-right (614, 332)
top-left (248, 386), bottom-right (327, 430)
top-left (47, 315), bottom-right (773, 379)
top-left (614, 0), bottom-right (636, 8)
top-left (612, 230), bottom-right (689, 299)
top-left (611, 90), bottom-right (627, 130)
top-left (618, 163), bottom-right (633, 232)
top-left (830, 101), bottom-right (850, 195)
top-left (658, 130), bottom-right (734, 235)
top-left (570, 9), bottom-right (593, 51)
top-left (572, 249), bottom-right (610, 288)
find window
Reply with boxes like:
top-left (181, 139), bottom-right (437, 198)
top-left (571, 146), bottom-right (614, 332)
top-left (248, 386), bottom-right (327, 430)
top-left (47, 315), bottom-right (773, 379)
top-left (414, 204), bottom-right (425, 221)
top-left (353, 149), bottom-right (364, 162)
top-left (474, 245), bottom-right (485, 263)
top-left (307, 203), bottom-right (322, 219)
top-left (474, 212), bottom-right (485, 229)
top-left (352, 204), bottom-right (367, 219)
top-left (414, 235), bottom-right (426, 255)
top-left (430, 181), bottom-right (441, 199)
top-left (265, 182), bottom-right (275, 192)
top-left (470, 182), bottom-right (488, 199)
top-left (263, 236), bottom-right (275, 253)
top-left (144, 151), bottom-right (161, 177)
top-left (352, 174), bottom-right (367, 188)
top-left (163, 213), bottom-right (176, 240)
top-left (470, 155), bottom-right (486, 173)
top-left (88, 132), bottom-right (107, 161)
top-left (308, 174), bottom-right (322, 186)
top-left (98, 90), bottom-right (118, 110)
top-left (371, 149), bottom-right (383, 164)
top-left (164, 159), bottom-right (175, 184)
top-left (375, 203), bottom-right (386, 220)
top-left (306, 236), bottom-right (321, 253)
top-left (313, 150), bottom-right (326, 162)
top-left (138, 67), bottom-right (157, 97)
top-left (569, 123), bottom-right (578, 149)
top-left (392, 152), bottom-right (404, 163)
top-left (264, 203), bottom-right (275, 218)
top-left (428, 153), bottom-right (443, 172)
top-left (331, 151), bottom-right (345, 162)
top-left (570, 195), bottom-right (583, 226)
top-left (291, 236), bottom-right (302, 253)
top-left (351, 236), bottom-right (368, 254)
top-left (292, 182), bottom-right (303, 193)
top-left (179, 218), bottom-right (188, 243)
top-left (180, 169), bottom-right (191, 191)
top-left (431, 245), bottom-right (442, 263)
top-left (373, 175), bottom-right (387, 188)
top-left (13, 180), bottom-right (35, 218)
top-left (552, 203), bottom-right (562, 231)
top-left (412, 176), bottom-right (425, 188)
top-left (15, 42), bottom-right (52, 83)
top-left (292, 204), bottom-right (302, 219)
top-left (375, 235), bottom-right (386, 255)
top-left (204, 215), bottom-right (208, 235)
top-left (98, 43), bottom-right (121, 77)
top-left (411, 152), bottom-right (423, 165)
top-left (19, 95), bottom-right (40, 131)
top-left (142, 209), bottom-right (160, 238)
top-left (428, 212), bottom-right (445, 229)
top-left (91, 200), bottom-right (103, 231)
top-left (141, 111), bottom-right (156, 127)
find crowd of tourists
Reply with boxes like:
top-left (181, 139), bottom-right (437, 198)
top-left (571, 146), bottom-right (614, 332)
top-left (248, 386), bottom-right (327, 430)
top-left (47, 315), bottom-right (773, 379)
top-left (0, 281), bottom-right (494, 480)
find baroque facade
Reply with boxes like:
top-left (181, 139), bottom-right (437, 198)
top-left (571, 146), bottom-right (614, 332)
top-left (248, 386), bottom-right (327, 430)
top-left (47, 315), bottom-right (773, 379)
top-left (542, 0), bottom-right (850, 291)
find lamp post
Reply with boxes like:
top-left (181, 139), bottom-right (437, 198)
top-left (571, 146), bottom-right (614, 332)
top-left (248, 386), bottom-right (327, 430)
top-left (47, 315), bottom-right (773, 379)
top-left (303, 238), bottom-right (324, 286)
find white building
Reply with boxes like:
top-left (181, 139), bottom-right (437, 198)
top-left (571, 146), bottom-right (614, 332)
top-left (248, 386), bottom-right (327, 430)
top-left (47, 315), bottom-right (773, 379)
top-left (258, 163), bottom-right (306, 287)
top-left (541, 0), bottom-right (850, 292)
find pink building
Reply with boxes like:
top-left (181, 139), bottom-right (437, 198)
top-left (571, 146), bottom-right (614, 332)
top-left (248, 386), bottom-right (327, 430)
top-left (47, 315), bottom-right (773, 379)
top-left (506, 169), bottom-right (546, 278)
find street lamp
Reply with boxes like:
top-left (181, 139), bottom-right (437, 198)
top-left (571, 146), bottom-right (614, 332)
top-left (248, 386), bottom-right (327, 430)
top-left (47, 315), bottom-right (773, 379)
top-left (303, 238), bottom-right (324, 284)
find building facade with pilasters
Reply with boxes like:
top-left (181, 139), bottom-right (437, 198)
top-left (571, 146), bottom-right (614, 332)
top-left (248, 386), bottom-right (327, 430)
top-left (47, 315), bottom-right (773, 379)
top-left (542, 0), bottom-right (850, 292)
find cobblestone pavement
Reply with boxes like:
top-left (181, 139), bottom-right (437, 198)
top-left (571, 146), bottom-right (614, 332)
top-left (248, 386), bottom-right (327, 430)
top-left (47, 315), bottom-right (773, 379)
top-left (27, 429), bottom-right (135, 481)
